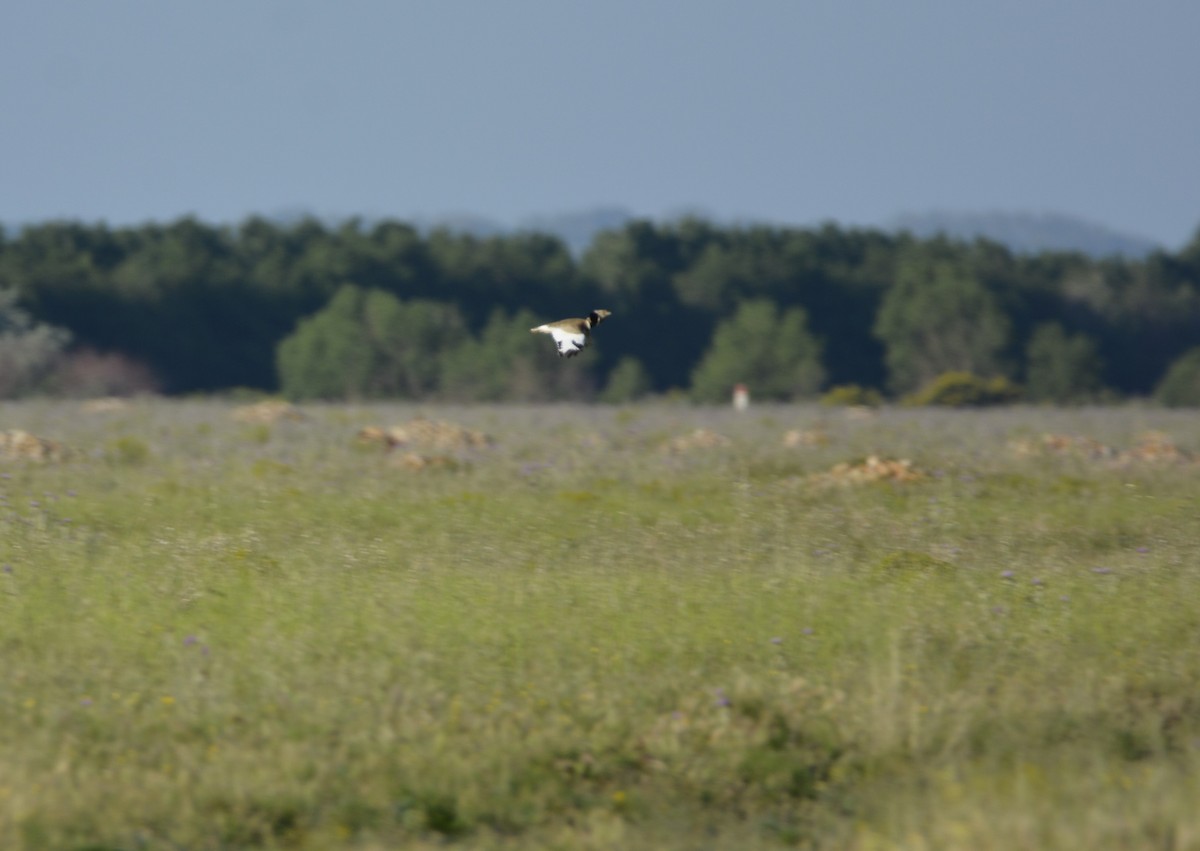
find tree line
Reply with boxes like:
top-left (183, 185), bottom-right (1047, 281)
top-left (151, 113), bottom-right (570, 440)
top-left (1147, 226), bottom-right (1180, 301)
top-left (1, 215), bottom-right (1199, 405)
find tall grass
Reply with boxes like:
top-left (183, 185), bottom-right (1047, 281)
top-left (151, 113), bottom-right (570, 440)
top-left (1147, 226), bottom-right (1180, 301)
top-left (2, 400), bottom-right (1198, 849)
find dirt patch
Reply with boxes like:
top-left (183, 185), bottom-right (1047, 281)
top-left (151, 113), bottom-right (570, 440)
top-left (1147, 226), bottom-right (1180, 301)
top-left (663, 429), bottom-right (731, 453)
top-left (0, 429), bottom-right (70, 462)
top-left (782, 428), bottom-right (831, 448)
top-left (387, 452), bottom-right (461, 472)
top-left (1011, 431), bottom-right (1193, 465)
top-left (1121, 431), bottom-right (1193, 464)
top-left (81, 397), bottom-right (130, 413)
top-left (815, 455), bottom-right (924, 485)
top-left (1010, 433), bottom-right (1115, 460)
top-left (357, 425), bottom-right (409, 449)
top-left (232, 400), bottom-right (306, 424)
top-left (359, 416), bottom-right (493, 452)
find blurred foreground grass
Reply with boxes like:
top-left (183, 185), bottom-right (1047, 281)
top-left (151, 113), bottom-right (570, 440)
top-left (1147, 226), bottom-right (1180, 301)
top-left (2, 400), bottom-right (1199, 850)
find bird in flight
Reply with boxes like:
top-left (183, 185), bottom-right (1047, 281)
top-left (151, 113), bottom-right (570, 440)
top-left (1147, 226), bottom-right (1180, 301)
top-left (530, 309), bottom-right (611, 358)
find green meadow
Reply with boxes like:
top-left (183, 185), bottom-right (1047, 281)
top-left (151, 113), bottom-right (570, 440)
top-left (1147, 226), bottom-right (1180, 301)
top-left (2, 400), bottom-right (1199, 850)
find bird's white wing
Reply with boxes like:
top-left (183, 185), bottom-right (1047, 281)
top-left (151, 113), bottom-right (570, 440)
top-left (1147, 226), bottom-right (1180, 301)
top-left (549, 327), bottom-right (587, 357)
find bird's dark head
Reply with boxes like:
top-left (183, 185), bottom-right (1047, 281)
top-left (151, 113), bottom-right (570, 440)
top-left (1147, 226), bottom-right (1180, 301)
top-left (588, 309), bottom-right (612, 327)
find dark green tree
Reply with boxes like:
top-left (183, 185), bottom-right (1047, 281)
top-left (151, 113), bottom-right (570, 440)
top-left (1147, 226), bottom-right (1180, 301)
top-left (359, 290), bottom-right (468, 397)
top-left (580, 220), bottom-right (714, 393)
top-left (874, 252), bottom-right (1011, 393)
top-left (1154, 347), bottom-right (1200, 407)
top-left (276, 285), bottom-right (375, 400)
top-left (690, 299), bottom-right (824, 402)
top-left (276, 285), bottom-right (470, 400)
top-left (599, 356), bottom-right (652, 403)
top-left (426, 230), bottom-right (580, 328)
top-left (5, 213), bottom-right (1200, 401)
top-left (1024, 323), bottom-right (1105, 402)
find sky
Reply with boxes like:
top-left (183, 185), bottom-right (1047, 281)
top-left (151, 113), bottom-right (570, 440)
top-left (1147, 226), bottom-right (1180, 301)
top-left (2, 1), bottom-right (1198, 248)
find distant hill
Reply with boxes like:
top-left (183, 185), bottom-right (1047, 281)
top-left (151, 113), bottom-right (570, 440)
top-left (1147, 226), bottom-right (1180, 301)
top-left (413, 207), bottom-right (634, 256)
top-left (418, 213), bottom-right (510, 239)
top-left (429, 208), bottom-right (1164, 260)
top-left (271, 206), bottom-right (1163, 261)
top-left (888, 210), bottom-right (1161, 259)
top-left (519, 207), bottom-right (635, 255)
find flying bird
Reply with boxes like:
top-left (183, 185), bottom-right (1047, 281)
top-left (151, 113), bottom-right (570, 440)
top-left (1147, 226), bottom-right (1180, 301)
top-left (530, 309), bottom-right (611, 358)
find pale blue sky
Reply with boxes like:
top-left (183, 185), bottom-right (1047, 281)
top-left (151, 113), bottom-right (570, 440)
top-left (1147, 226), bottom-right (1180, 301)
top-left (2, 1), bottom-right (1197, 247)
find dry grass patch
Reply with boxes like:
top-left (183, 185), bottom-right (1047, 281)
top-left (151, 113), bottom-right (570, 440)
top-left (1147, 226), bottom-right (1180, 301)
top-left (1120, 431), bottom-right (1193, 464)
top-left (360, 416), bottom-right (493, 452)
top-left (231, 400), bottom-right (306, 424)
top-left (782, 427), bottom-right (831, 448)
top-left (79, 397), bottom-right (130, 414)
top-left (0, 429), bottom-right (69, 462)
top-left (662, 428), bottom-right (731, 453)
top-left (1010, 430), bottom-right (1194, 466)
top-left (388, 452), bottom-right (461, 472)
top-left (814, 455), bottom-right (925, 485)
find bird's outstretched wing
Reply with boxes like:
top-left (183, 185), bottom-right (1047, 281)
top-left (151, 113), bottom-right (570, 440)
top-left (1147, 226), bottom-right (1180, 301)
top-left (548, 326), bottom-right (587, 357)
top-left (531, 321), bottom-right (589, 357)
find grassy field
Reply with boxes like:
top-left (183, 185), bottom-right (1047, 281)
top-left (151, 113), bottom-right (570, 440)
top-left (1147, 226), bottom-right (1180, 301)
top-left (2, 399), bottom-right (1199, 850)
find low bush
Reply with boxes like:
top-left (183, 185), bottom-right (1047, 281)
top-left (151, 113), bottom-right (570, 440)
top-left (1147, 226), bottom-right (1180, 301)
top-left (904, 371), bottom-right (1021, 407)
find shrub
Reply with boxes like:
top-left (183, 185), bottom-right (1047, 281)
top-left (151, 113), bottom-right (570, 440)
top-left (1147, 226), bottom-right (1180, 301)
top-left (0, 288), bottom-right (72, 398)
top-left (903, 371), bottom-right (1021, 407)
top-left (872, 550), bottom-right (956, 583)
top-left (1154, 347), bottom-right (1200, 408)
top-left (600, 357), bottom-right (652, 403)
top-left (107, 435), bottom-right (151, 465)
top-left (47, 348), bottom-right (160, 398)
top-left (820, 384), bottom-right (884, 408)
